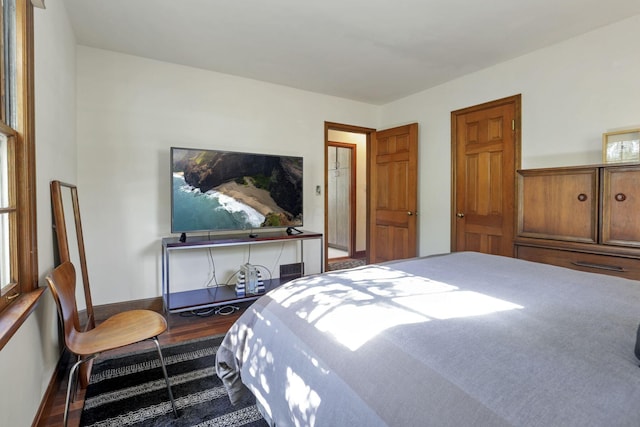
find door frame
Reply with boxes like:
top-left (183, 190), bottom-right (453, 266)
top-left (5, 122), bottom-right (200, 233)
top-left (327, 141), bottom-right (357, 257)
top-left (450, 94), bottom-right (522, 253)
top-left (324, 122), bottom-right (375, 270)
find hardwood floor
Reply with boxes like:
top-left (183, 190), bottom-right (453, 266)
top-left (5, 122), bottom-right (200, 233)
top-left (37, 304), bottom-right (249, 427)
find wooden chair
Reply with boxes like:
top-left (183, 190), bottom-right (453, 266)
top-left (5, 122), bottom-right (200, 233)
top-left (46, 261), bottom-right (178, 426)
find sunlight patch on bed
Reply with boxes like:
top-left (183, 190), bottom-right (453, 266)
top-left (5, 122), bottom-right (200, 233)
top-left (317, 269), bottom-right (523, 350)
top-left (314, 290), bottom-right (522, 350)
top-left (286, 367), bottom-right (321, 427)
top-left (315, 302), bottom-right (428, 351)
top-left (269, 264), bottom-right (523, 351)
top-left (394, 290), bottom-right (523, 320)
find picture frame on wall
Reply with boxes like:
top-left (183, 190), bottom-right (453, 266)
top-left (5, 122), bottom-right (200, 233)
top-left (603, 128), bottom-right (640, 163)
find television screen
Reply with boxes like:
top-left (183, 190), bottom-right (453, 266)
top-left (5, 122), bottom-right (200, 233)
top-left (171, 147), bottom-right (303, 234)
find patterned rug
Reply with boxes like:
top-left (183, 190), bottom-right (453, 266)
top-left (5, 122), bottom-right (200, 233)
top-left (328, 258), bottom-right (366, 271)
top-left (80, 335), bottom-right (267, 427)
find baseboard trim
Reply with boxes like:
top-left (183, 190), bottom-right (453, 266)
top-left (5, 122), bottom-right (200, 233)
top-left (32, 347), bottom-right (66, 427)
top-left (354, 250), bottom-right (366, 259)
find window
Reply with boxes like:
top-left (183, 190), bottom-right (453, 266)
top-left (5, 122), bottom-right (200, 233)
top-left (0, 132), bottom-right (17, 304)
top-left (0, 0), bottom-right (39, 348)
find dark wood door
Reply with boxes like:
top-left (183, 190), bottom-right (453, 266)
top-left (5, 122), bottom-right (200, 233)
top-left (452, 95), bottom-right (520, 256)
top-left (369, 123), bottom-right (418, 263)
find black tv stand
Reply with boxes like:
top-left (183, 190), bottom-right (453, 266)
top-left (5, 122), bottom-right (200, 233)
top-left (161, 229), bottom-right (323, 317)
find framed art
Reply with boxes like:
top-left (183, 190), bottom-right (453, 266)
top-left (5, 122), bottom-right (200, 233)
top-left (603, 128), bottom-right (640, 163)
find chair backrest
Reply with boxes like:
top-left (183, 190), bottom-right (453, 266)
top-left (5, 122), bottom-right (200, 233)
top-left (46, 261), bottom-right (82, 347)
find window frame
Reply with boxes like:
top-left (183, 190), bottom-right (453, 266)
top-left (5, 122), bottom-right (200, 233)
top-left (0, 0), bottom-right (41, 351)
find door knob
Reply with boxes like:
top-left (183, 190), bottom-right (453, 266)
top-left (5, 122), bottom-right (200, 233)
top-left (456, 212), bottom-right (465, 218)
top-left (407, 211), bottom-right (413, 216)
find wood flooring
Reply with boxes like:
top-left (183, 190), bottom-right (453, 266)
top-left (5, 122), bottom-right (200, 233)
top-left (37, 304), bottom-right (249, 427)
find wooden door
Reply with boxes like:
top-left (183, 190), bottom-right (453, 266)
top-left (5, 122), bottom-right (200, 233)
top-left (452, 95), bottom-right (521, 256)
top-left (369, 123), bottom-right (418, 263)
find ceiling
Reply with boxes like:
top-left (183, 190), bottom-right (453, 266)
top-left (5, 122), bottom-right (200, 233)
top-left (61, 0), bottom-right (640, 105)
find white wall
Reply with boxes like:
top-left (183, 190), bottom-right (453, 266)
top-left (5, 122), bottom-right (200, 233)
top-left (76, 47), bottom-right (378, 305)
top-left (379, 14), bottom-right (640, 257)
top-left (0, 1), bottom-right (77, 426)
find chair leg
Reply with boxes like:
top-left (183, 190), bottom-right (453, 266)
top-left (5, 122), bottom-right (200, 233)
top-left (70, 355), bottom-right (81, 403)
top-left (64, 354), bottom-right (97, 427)
top-left (66, 355), bottom-right (78, 405)
top-left (151, 336), bottom-right (178, 417)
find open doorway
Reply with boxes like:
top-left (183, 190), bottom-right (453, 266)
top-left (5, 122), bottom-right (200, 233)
top-left (324, 122), bottom-right (373, 270)
top-left (327, 142), bottom-right (356, 258)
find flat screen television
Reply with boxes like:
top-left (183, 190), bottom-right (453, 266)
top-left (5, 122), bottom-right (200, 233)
top-left (171, 147), bottom-right (303, 235)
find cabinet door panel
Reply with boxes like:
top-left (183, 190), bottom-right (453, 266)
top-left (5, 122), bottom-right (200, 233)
top-left (602, 166), bottom-right (640, 247)
top-left (518, 168), bottom-right (598, 243)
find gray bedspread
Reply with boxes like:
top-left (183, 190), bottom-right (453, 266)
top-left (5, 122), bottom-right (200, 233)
top-left (216, 252), bottom-right (640, 426)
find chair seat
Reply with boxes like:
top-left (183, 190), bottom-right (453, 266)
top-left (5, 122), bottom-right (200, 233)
top-left (67, 309), bottom-right (168, 356)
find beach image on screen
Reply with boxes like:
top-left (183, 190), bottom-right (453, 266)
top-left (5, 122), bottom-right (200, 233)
top-left (171, 148), bottom-right (303, 233)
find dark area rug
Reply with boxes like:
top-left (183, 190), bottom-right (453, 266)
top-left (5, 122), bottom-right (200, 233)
top-left (80, 335), bottom-right (268, 427)
top-left (328, 258), bottom-right (366, 271)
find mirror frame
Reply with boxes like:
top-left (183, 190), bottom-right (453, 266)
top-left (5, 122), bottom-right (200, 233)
top-left (50, 180), bottom-right (95, 330)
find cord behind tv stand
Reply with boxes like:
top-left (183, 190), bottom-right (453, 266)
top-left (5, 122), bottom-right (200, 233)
top-left (161, 229), bottom-right (323, 318)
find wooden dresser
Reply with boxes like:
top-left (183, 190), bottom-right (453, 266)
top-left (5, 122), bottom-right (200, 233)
top-left (514, 163), bottom-right (640, 281)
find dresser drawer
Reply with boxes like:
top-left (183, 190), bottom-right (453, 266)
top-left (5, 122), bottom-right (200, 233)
top-left (515, 245), bottom-right (640, 281)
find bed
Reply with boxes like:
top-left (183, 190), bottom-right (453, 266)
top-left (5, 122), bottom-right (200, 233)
top-left (215, 252), bottom-right (640, 426)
